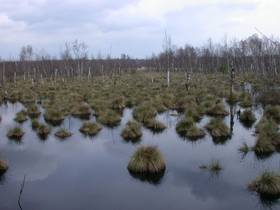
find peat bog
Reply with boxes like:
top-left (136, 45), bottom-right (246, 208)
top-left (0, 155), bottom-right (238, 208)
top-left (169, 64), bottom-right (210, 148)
top-left (0, 72), bottom-right (279, 210)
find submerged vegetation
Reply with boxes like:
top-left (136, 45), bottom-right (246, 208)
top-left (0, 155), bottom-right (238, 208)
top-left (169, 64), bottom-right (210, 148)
top-left (199, 160), bottom-right (223, 174)
top-left (239, 143), bottom-right (250, 155)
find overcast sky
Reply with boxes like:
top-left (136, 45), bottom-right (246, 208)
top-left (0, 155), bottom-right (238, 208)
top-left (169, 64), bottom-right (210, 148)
top-left (0, 0), bottom-right (279, 58)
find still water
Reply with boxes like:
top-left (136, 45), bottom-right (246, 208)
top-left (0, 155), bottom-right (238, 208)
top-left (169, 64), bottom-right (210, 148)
top-left (0, 102), bottom-right (279, 210)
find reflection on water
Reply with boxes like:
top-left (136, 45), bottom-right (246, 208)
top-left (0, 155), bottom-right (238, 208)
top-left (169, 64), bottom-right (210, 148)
top-left (0, 102), bottom-right (279, 210)
top-left (128, 169), bottom-right (165, 185)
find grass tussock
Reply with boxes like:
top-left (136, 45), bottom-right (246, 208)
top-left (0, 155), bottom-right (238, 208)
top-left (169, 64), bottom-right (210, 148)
top-left (7, 127), bottom-right (24, 140)
top-left (184, 106), bottom-right (204, 122)
top-left (206, 118), bottom-right (230, 140)
top-left (253, 117), bottom-right (280, 157)
top-left (227, 91), bottom-right (240, 105)
top-left (127, 146), bottom-right (165, 174)
top-left (176, 117), bottom-right (205, 140)
top-left (44, 108), bottom-right (64, 126)
top-left (31, 118), bottom-right (40, 129)
top-left (240, 109), bottom-right (256, 127)
top-left (14, 110), bottom-right (27, 123)
top-left (97, 109), bottom-right (121, 127)
top-left (55, 128), bottom-right (72, 139)
top-left (111, 96), bottom-right (126, 111)
top-left (144, 118), bottom-right (166, 133)
top-left (71, 102), bottom-right (91, 119)
top-left (258, 90), bottom-right (280, 106)
top-left (37, 124), bottom-right (50, 139)
top-left (240, 93), bottom-right (253, 108)
top-left (248, 171), bottom-right (280, 199)
top-left (79, 121), bottom-right (102, 136)
top-left (206, 102), bottom-right (229, 117)
top-left (121, 121), bottom-right (142, 142)
top-left (27, 104), bottom-right (41, 118)
top-left (264, 105), bottom-right (280, 123)
top-left (133, 103), bottom-right (157, 123)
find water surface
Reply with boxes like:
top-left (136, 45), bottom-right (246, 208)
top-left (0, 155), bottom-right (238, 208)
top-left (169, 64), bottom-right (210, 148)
top-left (0, 102), bottom-right (279, 210)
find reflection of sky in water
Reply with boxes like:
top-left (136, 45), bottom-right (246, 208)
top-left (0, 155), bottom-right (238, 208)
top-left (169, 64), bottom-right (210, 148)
top-left (0, 102), bottom-right (279, 210)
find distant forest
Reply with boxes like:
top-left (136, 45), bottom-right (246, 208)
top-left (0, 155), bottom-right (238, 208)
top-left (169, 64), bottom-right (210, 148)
top-left (0, 34), bottom-right (280, 82)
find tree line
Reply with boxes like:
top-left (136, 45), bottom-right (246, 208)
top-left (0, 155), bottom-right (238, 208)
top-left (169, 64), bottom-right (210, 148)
top-left (0, 34), bottom-right (279, 84)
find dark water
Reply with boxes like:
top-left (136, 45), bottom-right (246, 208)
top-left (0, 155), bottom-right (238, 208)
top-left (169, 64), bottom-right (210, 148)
top-left (0, 102), bottom-right (279, 210)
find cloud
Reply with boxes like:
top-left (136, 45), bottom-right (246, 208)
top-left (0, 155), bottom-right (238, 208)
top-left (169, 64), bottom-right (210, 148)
top-left (0, 0), bottom-right (279, 58)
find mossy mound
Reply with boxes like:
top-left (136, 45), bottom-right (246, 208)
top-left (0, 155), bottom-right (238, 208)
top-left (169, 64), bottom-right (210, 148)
top-left (27, 104), bottom-right (41, 118)
top-left (111, 96), bottom-right (126, 111)
top-left (240, 93), bottom-right (253, 108)
top-left (176, 117), bottom-right (205, 140)
top-left (133, 103), bottom-right (157, 123)
top-left (253, 137), bottom-right (276, 157)
top-left (144, 118), bottom-right (166, 133)
top-left (206, 102), bottom-right (229, 117)
top-left (174, 96), bottom-right (196, 113)
top-left (206, 118), bottom-right (230, 140)
top-left (185, 124), bottom-right (206, 140)
top-left (71, 102), bottom-right (91, 119)
top-left (249, 171), bottom-right (280, 199)
top-left (97, 109), bottom-right (121, 127)
top-left (240, 109), bottom-right (256, 127)
top-left (31, 118), bottom-right (40, 129)
top-left (264, 105), bottom-right (280, 123)
top-left (258, 90), bottom-right (280, 106)
top-left (37, 124), bottom-right (50, 139)
top-left (184, 106), bottom-right (204, 122)
top-left (227, 91), bottom-right (240, 105)
top-left (7, 127), bottom-right (24, 140)
top-left (255, 118), bottom-right (278, 134)
top-left (14, 110), bottom-right (27, 123)
top-left (44, 109), bottom-right (64, 126)
top-left (127, 146), bottom-right (166, 174)
top-left (55, 128), bottom-right (72, 139)
top-left (0, 160), bottom-right (8, 175)
top-left (121, 121), bottom-right (142, 142)
top-left (253, 118), bottom-right (280, 157)
top-left (79, 122), bottom-right (102, 136)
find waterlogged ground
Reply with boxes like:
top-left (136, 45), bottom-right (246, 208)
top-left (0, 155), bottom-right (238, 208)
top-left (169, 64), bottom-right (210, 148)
top-left (0, 102), bottom-right (279, 210)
